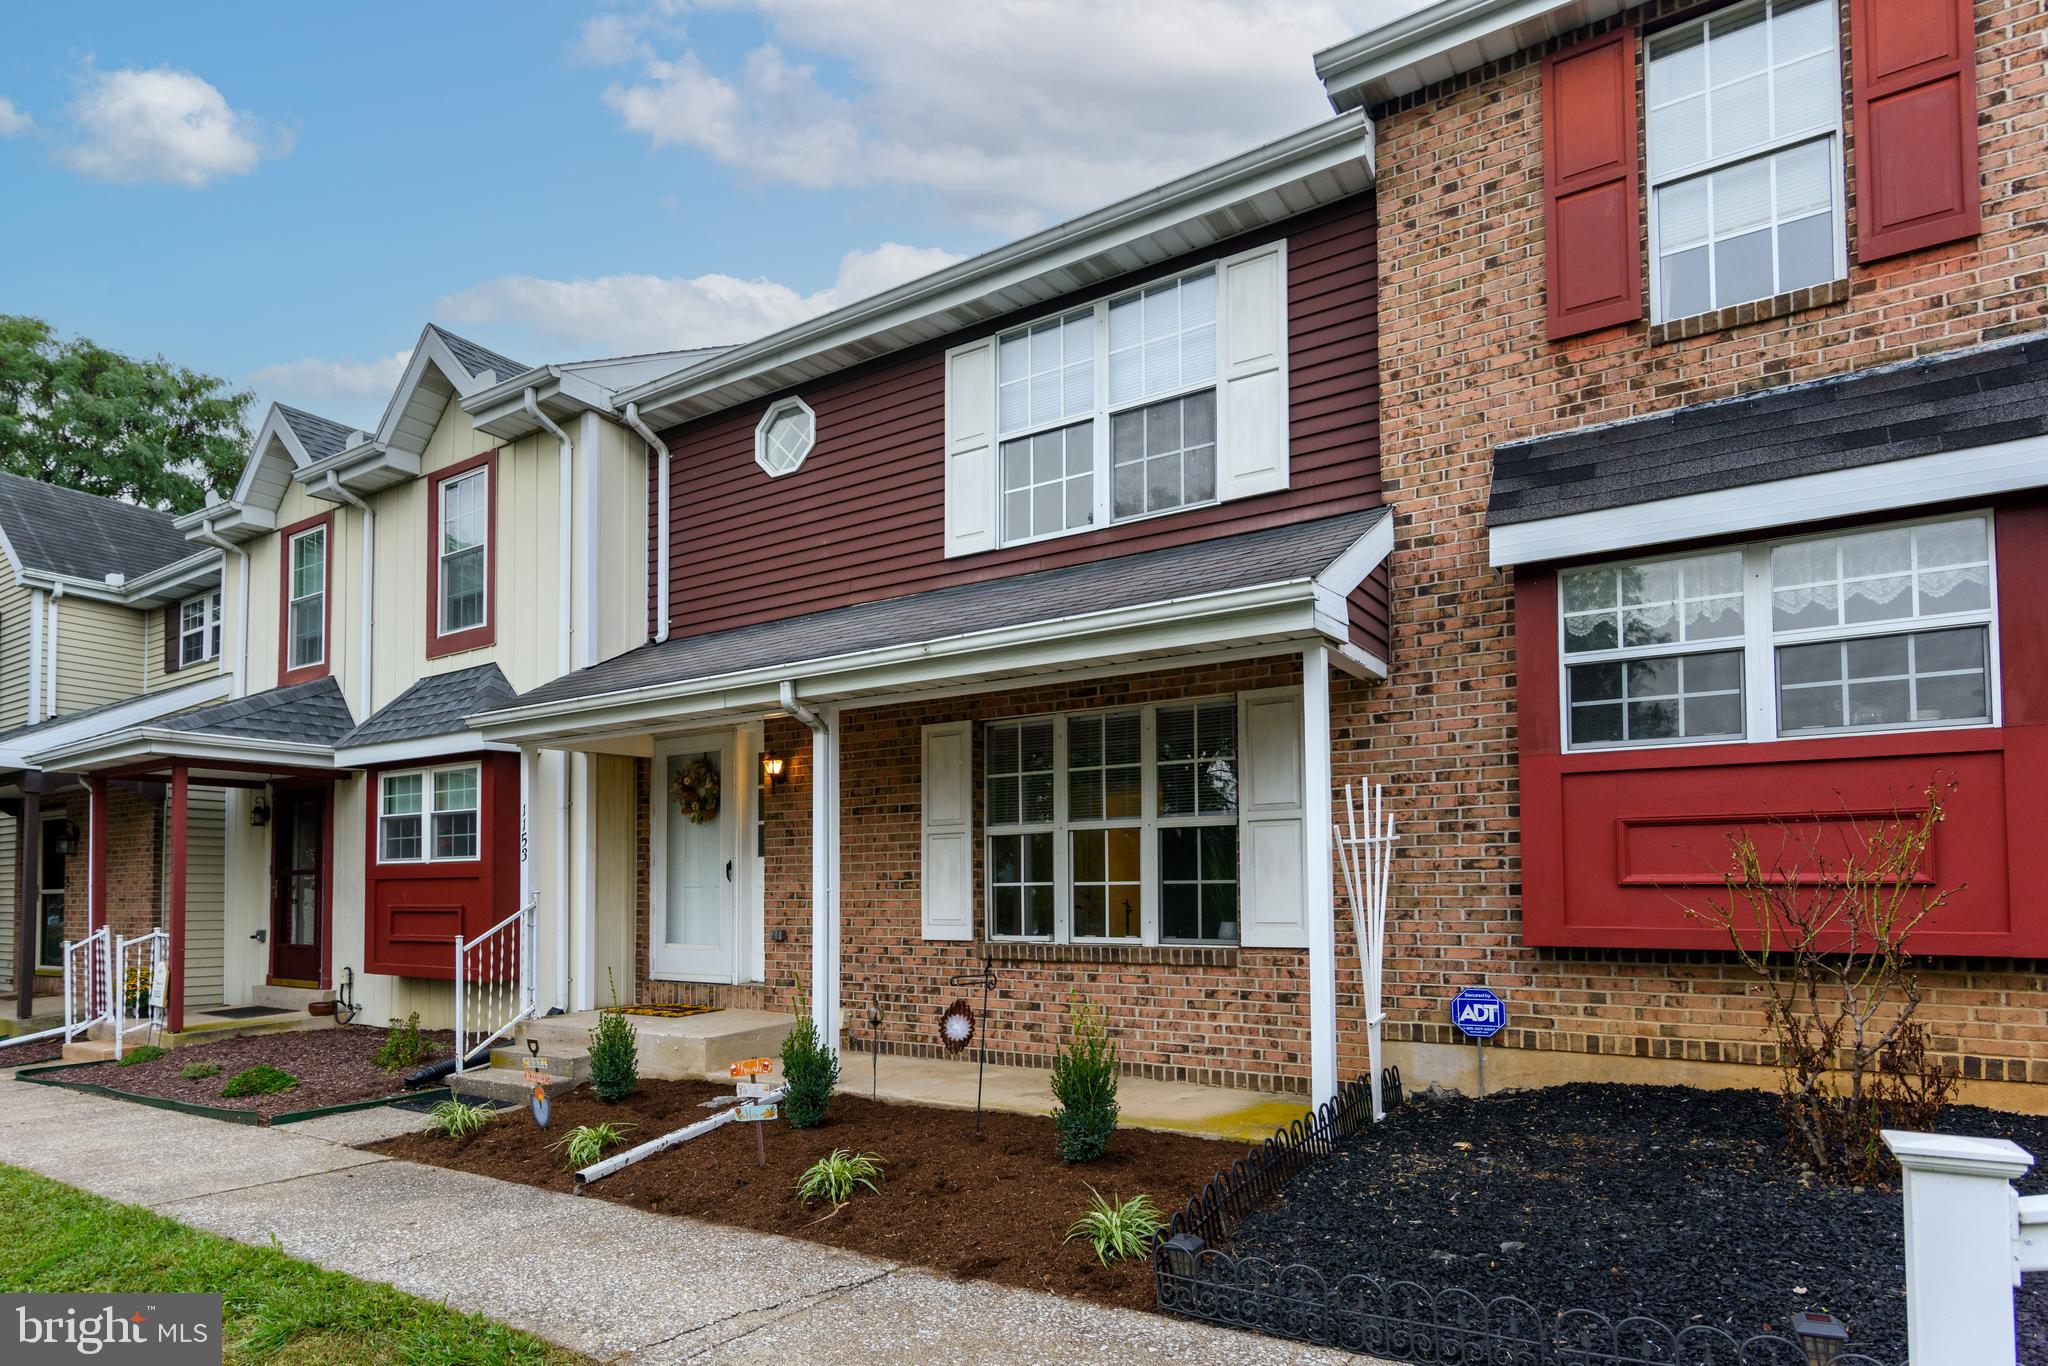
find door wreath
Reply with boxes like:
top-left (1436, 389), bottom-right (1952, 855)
top-left (670, 758), bottom-right (721, 824)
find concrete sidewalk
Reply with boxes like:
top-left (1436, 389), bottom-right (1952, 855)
top-left (0, 1078), bottom-right (1355, 1364)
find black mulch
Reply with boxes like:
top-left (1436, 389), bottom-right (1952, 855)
top-left (1223, 1083), bottom-right (2048, 1364)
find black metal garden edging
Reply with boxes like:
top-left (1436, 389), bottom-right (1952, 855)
top-left (1151, 1070), bottom-right (1896, 1366)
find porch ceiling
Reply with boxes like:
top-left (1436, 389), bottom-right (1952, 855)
top-left (472, 507), bottom-right (1393, 748)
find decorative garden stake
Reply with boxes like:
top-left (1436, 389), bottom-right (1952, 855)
top-left (526, 1037), bottom-right (550, 1129)
top-left (945, 956), bottom-right (1000, 1131)
top-left (1333, 778), bottom-right (1398, 1120)
top-left (867, 1000), bottom-right (882, 1100)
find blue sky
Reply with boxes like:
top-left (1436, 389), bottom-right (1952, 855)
top-left (0, 2), bottom-right (1367, 430)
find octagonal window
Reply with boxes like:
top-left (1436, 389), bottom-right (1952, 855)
top-left (755, 397), bottom-right (815, 477)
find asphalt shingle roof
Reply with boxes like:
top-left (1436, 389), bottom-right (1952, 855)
top-left (431, 326), bottom-right (528, 383)
top-left (0, 473), bottom-right (200, 582)
top-left (276, 404), bottom-right (355, 463)
top-left (157, 676), bottom-right (355, 748)
top-left (1487, 331), bottom-right (2048, 528)
top-left (338, 663), bottom-right (516, 749)
top-left (503, 507), bottom-right (1391, 714)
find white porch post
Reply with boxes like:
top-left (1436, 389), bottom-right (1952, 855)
top-left (808, 705), bottom-right (842, 1053)
top-left (1884, 1130), bottom-right (2034, 1366)
top-left (1303, 642), bottom-right (1337, 1108)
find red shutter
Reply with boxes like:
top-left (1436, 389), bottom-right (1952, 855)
top-left (1542, 30), bottom-right (1643, 341)
top-left (1851, 0), bottom-right (1981, 261)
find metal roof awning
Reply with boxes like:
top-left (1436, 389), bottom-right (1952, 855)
top-left (472, 508), bottom-right (1395, 751)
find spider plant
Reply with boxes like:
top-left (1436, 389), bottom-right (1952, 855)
top-left (550, 1121), bottom-right (637, 1170)
top-left (422, 1098), bottom-right (495, 1139)
top-left (794, 1149), bottom-right (885, 1208)
top-left (1063, 1188), bottom-right (1164, 1265)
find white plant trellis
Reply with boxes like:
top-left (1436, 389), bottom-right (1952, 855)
top-left (1333, 778), bottom-right (1398, 1121)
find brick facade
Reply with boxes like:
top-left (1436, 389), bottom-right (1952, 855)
top-left (56, 787), bottom-right (164, 943)
top-left (1365, 0), bottom-right (2048, 1089)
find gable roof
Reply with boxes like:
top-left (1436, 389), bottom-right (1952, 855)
top-left (0, 472), bottom-right (202, 583)
top-left (157, 675), bottom-right (356, 747)
top-left (429, 326), bottom-right (527, 385)
top-left (276, 404), bottom-right (355, 465)
top-left (336, 662), bottom-right (516, 751)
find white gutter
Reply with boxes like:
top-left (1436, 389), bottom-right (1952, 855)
top-left (188, 519), bottom-right (251, 698)
top-left (623, 402), bottom-right (670, 644)
top-left (523, 387), bottom-right (576, 1014)
top-left (321, 474), bottom-right (375, 718)
top-left (25, 588), bottom-right (44, 721)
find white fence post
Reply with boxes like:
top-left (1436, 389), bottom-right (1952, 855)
top-left (1882, 1130), bottom-right (2034, 1366)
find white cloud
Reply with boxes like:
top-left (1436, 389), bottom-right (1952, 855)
top-left (436, 242), bottom-right (966, 355)
top-left (0, 98), bottom-right (33, 138)
top-left (574, 4), bottom-right (688, 66)
top-left (247, 349), bottom-right (412, 430)
top-left (59, 67), bottom-right (292, 188)
top-left (596, 0), bottom-right (1372, 230)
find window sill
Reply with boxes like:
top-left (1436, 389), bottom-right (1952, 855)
top-left (986, 940), bottom-right (1240, 968)
top-left (1649, 279), bottom-right (1852, 345)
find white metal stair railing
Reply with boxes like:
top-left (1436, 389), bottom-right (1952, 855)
top-left (63, 926), bottom-right (112, 1044)
top-left (454, 898), bottom-right (536, 1073)
top-left (111, 928), bottom-right (169, 1061)
top-left (1333, 778), bottom-right (1398, 1122)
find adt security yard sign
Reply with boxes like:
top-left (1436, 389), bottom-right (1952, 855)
top-left (1450, 987), bottom-right (1506, 1098)
top-left (1451, 987), bottom-right (1505, 1038)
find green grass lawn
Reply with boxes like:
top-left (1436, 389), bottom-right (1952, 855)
top-left (0, 1164), bottom-right (585, 1365)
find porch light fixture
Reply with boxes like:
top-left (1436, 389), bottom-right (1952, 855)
top-left (249, 796), bottom-right (271, 828)
top-left (760, 752), bottom-right (786, 787)
top-left (50, 821), bottom-right (80, 857)
top-left (1791, 1311), bottom-right (1848, 1365)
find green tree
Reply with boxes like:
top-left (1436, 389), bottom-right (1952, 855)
top-left (0, 314), bottom-right (252, 514)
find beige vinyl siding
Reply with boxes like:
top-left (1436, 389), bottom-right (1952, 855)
top-left (591, 417), bottom-right (653, 664)
top-left (145, 598), bottom-right (224, 694)
top-left (0, 577), bottom-right (36, 730)
top-left (178, 789), bottom-right (227, 1009)
top-left (53, 596), bottom-right (146, 715)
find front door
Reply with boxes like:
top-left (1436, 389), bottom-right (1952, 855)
top-left (651, 741), bottom-right (736, 981)
top-left (269, 788), bottom-right (324, 984)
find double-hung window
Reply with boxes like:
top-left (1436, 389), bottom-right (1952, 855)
top-left (377, 764), bottom-right (481, 863)
top-left (985, 700), bottom-right (1239, 945)
top-left (287, 525), bottom-right (326, 672)
top-left (178, 590), bottom-right (221, 667)
top-left (1560, 513), bottom-right (1997, 749)
top-left (995, 265), bottom-right (1219, 546)
top-left (438, 467), bottom-right (488, 635)
top-left (1645, 0), bottom-right (1845, 321)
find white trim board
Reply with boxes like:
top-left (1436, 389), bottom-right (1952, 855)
top-left (333, 732), bottom-right (516, 770)
top-left (1487, 435), bottom-right (2048, 568)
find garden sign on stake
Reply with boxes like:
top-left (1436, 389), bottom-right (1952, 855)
top-left (944, 955), bottom-right (1000, 1132)
top-left (525, 1037), bottom-right (550, 1129)
top-left (730, 1057), bottom-right (776, 1166)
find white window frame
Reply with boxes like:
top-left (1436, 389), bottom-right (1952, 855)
top-left (436, 466), bottom-right (490, 637)
top-left (1559, 510), bottom-right (2001, 751)
top-left (983, 696), bottom-right (1241, 947)
top-left (990, 261), bottom-right (1224, 551)
top-left (1644, 0), bottom-right (1849, 324)
top-left (178, 590), bottom-right (221, 668)
top-left (754, 395), bottom-right (816, 478)
top-left (376, 763), bottom-right (482, 865)
top-left (287, 525), bottom-right (327, 671)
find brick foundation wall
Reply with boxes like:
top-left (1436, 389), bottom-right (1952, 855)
top-left (1364, 0), bottom-right (2048, 1087)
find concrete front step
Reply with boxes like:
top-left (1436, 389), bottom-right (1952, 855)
top-left (515, 1008), bottom-right (796, 1083)
top-left (447, 1066), bottom-right (581, 1105)
top-left (488, 1043), bottom-right (591, 1082)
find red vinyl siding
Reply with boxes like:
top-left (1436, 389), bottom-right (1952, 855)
top-left (362, 753), bottom-right (520, 979)
top-left (1541, 30), bottom-right (1643, 340)
top-left (1348, 564), bottom-right (1393, 665)
top-left (1851, 0), bottom-right (1983, 261)
top-left (1517, 498), bottom-right (2048, 956)
top-left (651, 196), bottom-right (1381, 640)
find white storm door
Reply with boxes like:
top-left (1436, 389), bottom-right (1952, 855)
top-left (651, 739), bottom-right (737, 981)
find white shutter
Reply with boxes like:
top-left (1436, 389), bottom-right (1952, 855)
top-left (1238, 687), bottom-right (1307, 948)
top-left (1216, 241), bottom-right (1289, 503)
top-left (921, 720), bottom-right (974, 939)
top-left (942, 338), bottom-right (997, 559)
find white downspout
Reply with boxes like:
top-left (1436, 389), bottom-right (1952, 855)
top-left (188, 522), bottom-right (249, 699)
top-left (321, 474), bottom-right (375, 718)
top-left (43, 585), bottom-right (62, 719)
top-left (524, 388), bottom-right (575, 1013)
top-left (26, 588), bottom-right (44, 721)
top-left (780, 680), bottom-right (839, 1054)
top-left (577, 411), bottom-right (600, 669)
top-left (623, 402), bottom-right (670, 644)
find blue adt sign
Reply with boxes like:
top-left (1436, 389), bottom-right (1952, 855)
top-left (1451, 987), bottom-right (1506, 1039)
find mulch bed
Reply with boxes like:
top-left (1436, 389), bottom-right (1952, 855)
top-left (1, 1039), bottom-right (67, 1069)
top-left (51, 1025), bottom-right (452, 1122)
top-left (367, 1078), bottom-right (1245, 1310)
top-left (1224, 1083), bottom-right (2048, 1363)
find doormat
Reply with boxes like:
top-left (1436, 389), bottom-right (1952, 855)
top-left (608, 1004), bottom-right (723, 1019)
top-left (203, 1006), bottom-right (299, 1019)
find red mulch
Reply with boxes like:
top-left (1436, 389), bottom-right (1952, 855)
top-left (367, 1078), bottom-right (1248, 1310)
top-left (52, 1025), bottom-right (451, 1121)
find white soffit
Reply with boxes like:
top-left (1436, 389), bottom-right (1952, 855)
top-left (1314, 0), bottom-right (1625, 112)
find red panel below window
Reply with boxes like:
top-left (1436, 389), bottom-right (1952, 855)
top-left (362, 752), bottom-right (520, 979)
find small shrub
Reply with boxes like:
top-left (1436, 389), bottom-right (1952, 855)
top-left (115, 1045), bottom-right (165, 1067)
top-left (780, 990), bottom-right (839, 1129)
top-left (423, 1098), bottom-right (494, 1139)
top-left (551, 1122), bottom-right (636, 1170)
top-left (1064, 1189), bottom-right (1163, 1265)
top-left (372, 1012), bottom-right (438, 1072)
top-left (794, 1149), bottom-right (884, 1208)
top-left (178, 1061), bottom-right (222, 1080)
top-left (220, 1065), bottom-right (299, 1098)
top-left (588, 970), bottom-right (639, 1103)
top-left (1050, 998), bottom-right (1119, 1163)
